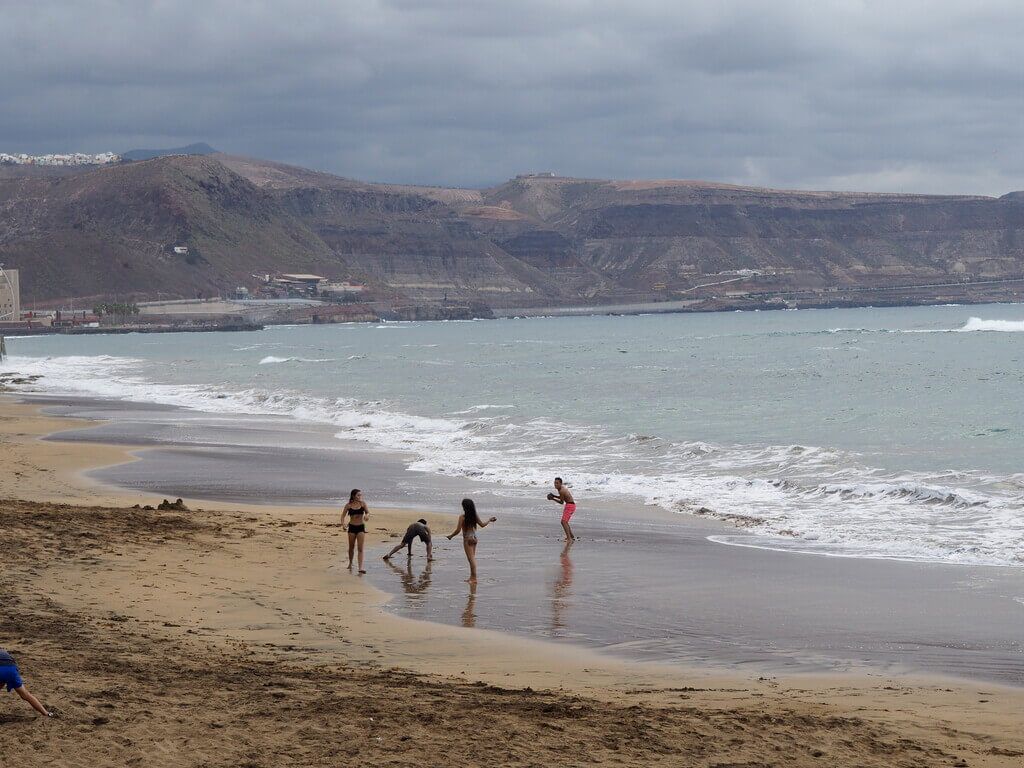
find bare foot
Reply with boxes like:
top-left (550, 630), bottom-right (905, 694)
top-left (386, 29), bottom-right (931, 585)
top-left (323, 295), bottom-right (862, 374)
top-left (382, 555), bottom-right (390, 560)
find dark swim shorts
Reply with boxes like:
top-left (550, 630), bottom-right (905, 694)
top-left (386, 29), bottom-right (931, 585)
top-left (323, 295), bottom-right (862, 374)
top-left (347, 523), bottom-right (366, 534)
top-left (401, 523), bottom-right (431, 545)
top-left (1, 665), bottom-right (24, 691)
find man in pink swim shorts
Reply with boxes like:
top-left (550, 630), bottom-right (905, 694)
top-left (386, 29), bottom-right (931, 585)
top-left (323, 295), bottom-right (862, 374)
top-left (547, 476), bottom-right (577, 541)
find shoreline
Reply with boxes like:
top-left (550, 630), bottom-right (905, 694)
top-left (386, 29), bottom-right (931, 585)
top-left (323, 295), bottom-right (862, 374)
top-left (0, 395), bottom-right (673, 692)
top-left (3, 394), bottom-right (1024, 764)
top-left (10, 392), bottom-right (1024, 686)
top-left (20, 393), bottom-right (1024, 686)
top-left (0, 394), bottom-right (701, 681)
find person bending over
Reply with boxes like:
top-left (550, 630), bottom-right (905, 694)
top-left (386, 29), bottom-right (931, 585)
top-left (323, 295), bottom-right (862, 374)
top-left (1, 649), bottom-right (53, 717)
top-left (383, 518), bottom-right (433, 561)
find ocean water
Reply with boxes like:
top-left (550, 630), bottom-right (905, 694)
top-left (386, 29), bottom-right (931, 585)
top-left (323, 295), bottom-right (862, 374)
top-left (4, 303), bottom-right (1024, 568)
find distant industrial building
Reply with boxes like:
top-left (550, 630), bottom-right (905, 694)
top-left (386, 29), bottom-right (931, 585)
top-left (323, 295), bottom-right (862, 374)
top-left (278, 273), bottom-right (327, 288)
top-left (320, 281), bottom-right (364, 298)
top-left (258, 273), bottom-right (365, 299)
top-left (0, 268), bottom-right (20, 323)
top-left (266, 273), bottom-right (327, 297)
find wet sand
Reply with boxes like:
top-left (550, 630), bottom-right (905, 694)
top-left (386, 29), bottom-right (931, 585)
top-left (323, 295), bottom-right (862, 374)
top-left (2, 394), bottom-right (1024, 766)
top-left (380, 522), bottom-right (1024, 683)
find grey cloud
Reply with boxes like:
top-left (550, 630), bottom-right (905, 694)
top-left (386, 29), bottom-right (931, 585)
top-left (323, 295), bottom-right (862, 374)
top-left (2, 0), bottom-right (1023, 194)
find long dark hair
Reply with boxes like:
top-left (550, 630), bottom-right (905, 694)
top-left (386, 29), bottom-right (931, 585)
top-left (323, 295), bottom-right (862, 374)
top-left (348, 489), bottom-right (361, 503)
top-left (461, 498), bottom-right (479, 528)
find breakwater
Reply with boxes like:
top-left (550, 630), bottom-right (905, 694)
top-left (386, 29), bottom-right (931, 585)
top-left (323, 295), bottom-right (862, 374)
top-left (0, 323), bottom-right (263, 337)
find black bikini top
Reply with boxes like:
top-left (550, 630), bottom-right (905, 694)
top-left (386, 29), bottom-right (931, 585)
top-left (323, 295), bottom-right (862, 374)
top-left (348, 505), bottom-right (366, 515)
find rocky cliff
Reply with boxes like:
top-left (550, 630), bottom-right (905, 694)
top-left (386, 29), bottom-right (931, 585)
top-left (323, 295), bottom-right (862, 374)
top-left (468, 176), bottom-right (1024, 306)
top-left (3, 152), bottom-right (1024, 311)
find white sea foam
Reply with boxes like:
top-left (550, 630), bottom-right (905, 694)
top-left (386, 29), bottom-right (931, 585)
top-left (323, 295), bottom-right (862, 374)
top-left (960, 317), bottom-right (1024, 332)
top-left (704, 534), bottom-right (1018, 566)
top-left (450, 404), bottom-right (516, 415)
top-left (258, 356), bottom-right (335, 365)
top-left (4, 351), bottom-right (1024, 568)
top-left (822, 318), bottom-right (1024, 335)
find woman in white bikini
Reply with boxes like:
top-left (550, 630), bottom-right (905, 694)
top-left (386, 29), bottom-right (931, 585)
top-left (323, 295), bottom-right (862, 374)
top-left (446, 498), bottom-right (496, 582)
top-left (342, 488), bottom-right (370, 573)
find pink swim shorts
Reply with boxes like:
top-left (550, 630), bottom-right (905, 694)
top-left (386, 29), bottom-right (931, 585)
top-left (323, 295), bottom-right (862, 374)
top-left (561, 503), bottom-right (576, 523)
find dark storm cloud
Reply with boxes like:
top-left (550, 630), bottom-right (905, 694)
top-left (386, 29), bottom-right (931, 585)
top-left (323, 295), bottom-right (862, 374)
top-left (2, 0), bottom-right (1022, 194)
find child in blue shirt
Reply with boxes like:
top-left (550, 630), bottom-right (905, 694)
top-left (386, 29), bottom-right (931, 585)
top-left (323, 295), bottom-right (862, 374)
top-left (1, 649), bottom-right (53, 717)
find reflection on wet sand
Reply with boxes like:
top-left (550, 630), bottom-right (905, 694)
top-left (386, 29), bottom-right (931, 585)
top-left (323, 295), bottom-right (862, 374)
top-left (385, 557), bottom-right (433, 597)
top-left (462, 580), bottom-right (478, 628)
top-left (550, 540), bottom-right (574, 635)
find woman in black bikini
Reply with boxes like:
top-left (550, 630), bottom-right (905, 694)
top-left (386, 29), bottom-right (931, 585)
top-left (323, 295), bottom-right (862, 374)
top-left (446, 498), bottom-right (496, 582)
top-left (342, 488), bottom-right (370, 573)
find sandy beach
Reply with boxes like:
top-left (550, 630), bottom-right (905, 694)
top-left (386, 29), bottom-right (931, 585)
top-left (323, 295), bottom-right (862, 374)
top-left (2, 396), bottom-right (1024, 767)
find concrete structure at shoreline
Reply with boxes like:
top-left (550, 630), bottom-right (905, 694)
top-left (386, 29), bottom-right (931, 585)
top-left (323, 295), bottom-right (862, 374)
top-left (0, 268), bottom-right (20, 322)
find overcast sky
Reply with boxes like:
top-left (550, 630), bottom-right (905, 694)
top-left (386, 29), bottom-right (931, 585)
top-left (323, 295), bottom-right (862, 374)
top-left (3, 0), bottom-right (1022, 194)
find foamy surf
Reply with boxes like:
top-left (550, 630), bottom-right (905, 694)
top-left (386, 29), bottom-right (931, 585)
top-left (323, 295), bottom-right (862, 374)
top-left (258, 356), bottom-right (336, 365)
top-left (960, 317), bottom-right (1024, 332)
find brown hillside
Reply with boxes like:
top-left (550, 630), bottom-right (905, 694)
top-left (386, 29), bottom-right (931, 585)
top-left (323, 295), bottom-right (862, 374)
top-left (0, 156), bottom-right (349, 303)
top-left (3, 152), bottom-right (1024, 310)
top-left (0, 156), bottom-right (555, 306)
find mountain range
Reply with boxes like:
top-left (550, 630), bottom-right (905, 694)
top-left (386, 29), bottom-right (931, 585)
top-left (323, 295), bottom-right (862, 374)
top-left (2, 150), bottom-right (1023, 312)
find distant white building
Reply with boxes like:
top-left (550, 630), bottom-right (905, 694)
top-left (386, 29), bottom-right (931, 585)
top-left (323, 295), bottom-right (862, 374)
top-left (0, 151), bottom-right (120, 166)
top-left (173, 246), bottom-right (189, 255)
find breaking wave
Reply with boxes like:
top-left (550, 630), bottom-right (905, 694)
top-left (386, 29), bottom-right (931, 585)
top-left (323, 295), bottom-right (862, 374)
top-left (960, 317), bottom-right (1024, 332)
top-left (258, 356), bottom-right (335, 365)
